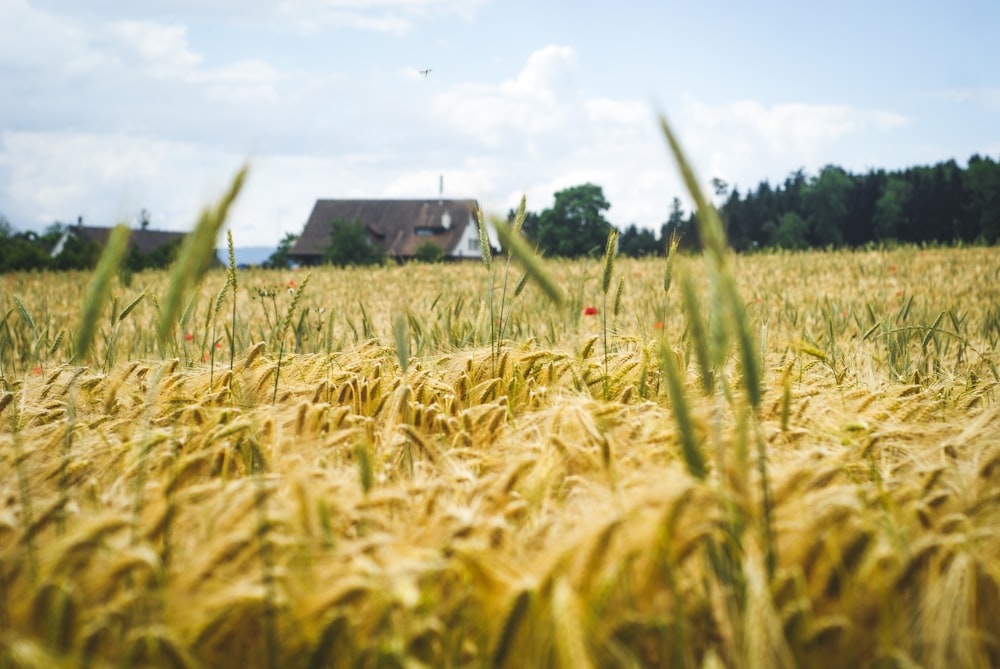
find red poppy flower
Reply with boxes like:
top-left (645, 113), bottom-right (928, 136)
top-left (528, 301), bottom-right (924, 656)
top-left (584, 306), bottom-right (598, 316)
top-left (216, 341), bottom-right (223, 349)
top-left (32, 366), bottom-right (43, 375)
top-left (890, 265), bottom-right (896, 272)
top-left (288, 280), bottom-right (297, 289)
top-left (654, 322), bottom-right (664, 329)
top-left (184, 333), bottom-right (194, 341)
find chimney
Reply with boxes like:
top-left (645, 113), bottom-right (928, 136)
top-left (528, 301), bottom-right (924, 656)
top-left (438, 174), bottom-right (443, 204)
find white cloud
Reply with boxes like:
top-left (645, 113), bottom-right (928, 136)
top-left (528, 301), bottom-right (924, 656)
top-left (682, 98), bottom-right (909, 158)
top-left (676, 97), bottom-right (911, 190)
top-left (109, 20), bottom-right (202, 70)
top-left (0, 130), bottom-right (235, 231)
top-left (432, 45), bottom-right (580, 145)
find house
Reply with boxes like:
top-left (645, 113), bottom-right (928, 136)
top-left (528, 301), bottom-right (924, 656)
top-left (48, 217), bottom-right (193, 270)
top-left (288, 199), bottom-right (482, 265)
top-left (51, 218), bottom-right (187, 258)
top-left (66, 225), bottom-right (187, 255)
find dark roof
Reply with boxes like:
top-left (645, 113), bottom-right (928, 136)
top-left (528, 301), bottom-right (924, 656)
top-left (70, 225), bottom-right (186, 255)
top-left (290, 199), bottom-right (479, 261)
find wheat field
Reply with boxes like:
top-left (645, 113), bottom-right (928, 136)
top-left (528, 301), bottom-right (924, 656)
top-left (1, 240), bottom-right (999, 669)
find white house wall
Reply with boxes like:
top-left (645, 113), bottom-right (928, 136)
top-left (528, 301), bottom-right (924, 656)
top-left (449, 215), bottom-right (482, 259)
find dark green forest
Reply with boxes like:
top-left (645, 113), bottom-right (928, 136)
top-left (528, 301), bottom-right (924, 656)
top-left (519, 154), bottom-right (1000, 258)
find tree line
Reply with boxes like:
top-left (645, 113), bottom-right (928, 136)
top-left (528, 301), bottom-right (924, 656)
top-left (515, 154), bottom-right (1000, 258)
top-left (4, 153), bottom-right (998, 271)
top-left (0, 219), bottom-right (181, 273)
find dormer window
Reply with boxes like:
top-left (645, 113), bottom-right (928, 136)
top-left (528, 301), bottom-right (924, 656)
top-left (441, 211), bottom-right (451, 229)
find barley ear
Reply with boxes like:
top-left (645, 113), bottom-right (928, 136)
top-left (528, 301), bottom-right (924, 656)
top-left (227, 229), bottom-right (238, 290)
top-left (74, 224), bottom-right (130, 362)
top-left (512, 194), bottom-right (528, 233)
top-left (613, 276), bottom-right (625, 318)
top-left (601, 228), bottom-right (618, 295)
top-left (476, 207), bottom-right (493, 271)
top-left (664, 231), bottom-right (680, 295)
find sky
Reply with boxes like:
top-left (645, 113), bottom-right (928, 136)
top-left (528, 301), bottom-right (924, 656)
top-left (2, 0), bottom-right (999, 247)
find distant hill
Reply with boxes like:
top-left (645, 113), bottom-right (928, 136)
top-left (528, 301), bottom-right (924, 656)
top-left (216, 246), bottom-right (276, 267)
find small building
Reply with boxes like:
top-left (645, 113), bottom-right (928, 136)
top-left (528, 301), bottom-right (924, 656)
top-left (47, 218), bottom-right (195, 270)
top-left (61, 224), bottom-right (187, 255)
top-left (288, 199), bottom-right (482, 265)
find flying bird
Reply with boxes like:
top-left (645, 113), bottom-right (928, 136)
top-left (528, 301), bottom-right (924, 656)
top-left (419, 68), bottom-right (432, 79)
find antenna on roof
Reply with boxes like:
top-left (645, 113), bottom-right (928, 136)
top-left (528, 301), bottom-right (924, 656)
top-left (439, 174), bottom-right (444, 204)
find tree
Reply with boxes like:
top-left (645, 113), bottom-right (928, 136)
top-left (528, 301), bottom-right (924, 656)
top-left (873, 177), bottom-right (912, 242)
top-left (964, 155), bottom-right (1000, 243)
top-left (804, 166), bottom-right (850, 246)
top-left (711, 177), bottom-right (729, 201)
top-left (660, 197), bottom-right (692, 249)
top-left (771, 212), bottom-right (810, 249)
top-left (124, 237), bottom-right (183, 272)
top-left (414, 240), bottom-right (444, 263)
top-left (52, 232), bottom-right (101, 270)
top-left (534, 183), bottom-right (613, 258)
top-left (324, 218), bottom-right (383, 267)
top-left (618, 224), bottom-right (659, 258)
top-left (265, 232), bottom-right (300, 269)
top-left (0, 232), bottom-right (52, 271)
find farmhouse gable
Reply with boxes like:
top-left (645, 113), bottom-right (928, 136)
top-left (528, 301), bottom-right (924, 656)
top-left (289, 199), bottom-right (481, 264)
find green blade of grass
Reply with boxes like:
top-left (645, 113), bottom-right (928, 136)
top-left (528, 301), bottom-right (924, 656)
top-left (658, 340), bottom-right (706, 479)
top-left (157, 165), bottom-right (248, 347)
top-left (74, 224), bottom-right (131, 363)
top-left (493, 219), bottom-right (564, 307)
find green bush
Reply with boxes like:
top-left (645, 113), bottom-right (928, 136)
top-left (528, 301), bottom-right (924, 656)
top-left (324, 218), bottom-right (384, 267)
top-left (414, 240), bottom-right (444, 263)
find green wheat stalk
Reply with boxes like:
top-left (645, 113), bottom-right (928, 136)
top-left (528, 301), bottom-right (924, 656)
top-left (157, 165), bottom-right (248, 351)
top-left (227, 230), bottom-right (238, 371)
top-left (658, 340), bottom-right (705, 479)
top-left (601, 227), bottom-right (619, 399)
top-left (476, 207), bottom-right (498, 374)
top-left (103, 290), bottom-right (146, 372)
top-left (495, 196), bottom-right (528, 371)
top-left (658, 113), bottom-right (760, 409)
top-left (493, 219), bottom-right (565, 307)
top-left (273, 272), bottom-right (311, 403)
top-left (73, 225), bottom-right (131, 362)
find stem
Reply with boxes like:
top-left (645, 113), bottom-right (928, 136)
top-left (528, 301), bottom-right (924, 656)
top-left (603, 291), bottom-right (610, 400)
top-left (487, 271), bottom-right (496, 376)
top-left (273, 341), bottom-right (284, 404)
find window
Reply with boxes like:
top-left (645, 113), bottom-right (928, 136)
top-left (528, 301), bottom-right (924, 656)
top-left (468, 237), bottom-right (479, 251)
top-left (415, 227), bottom-right (434, 236)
